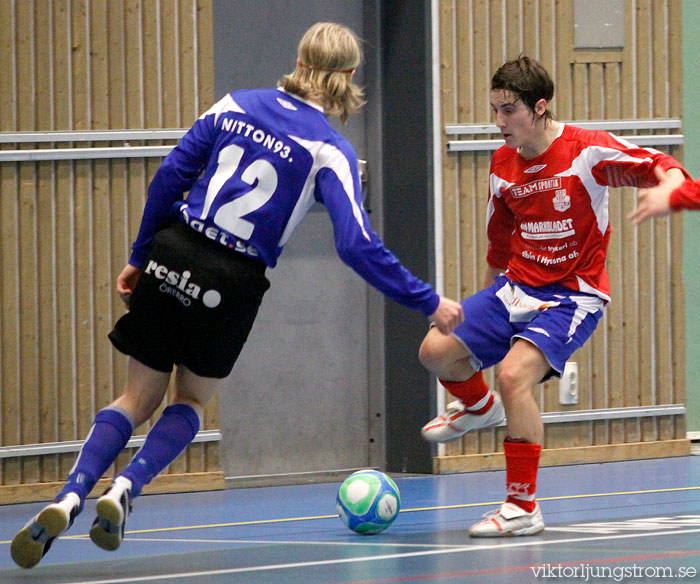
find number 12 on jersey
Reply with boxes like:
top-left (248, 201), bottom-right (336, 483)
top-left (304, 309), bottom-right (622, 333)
top-left (200, 144), bottom-right (279, 240)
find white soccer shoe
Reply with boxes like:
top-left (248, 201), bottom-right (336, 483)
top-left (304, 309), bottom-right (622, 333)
top-left (468, 502), bottom-right (544, 537)
top-left (421, 392), bottom-right (506, 443)
top-left (11, 492), bottom-right (81, 569)
top-left (90, 476), bottom-right (133, 551)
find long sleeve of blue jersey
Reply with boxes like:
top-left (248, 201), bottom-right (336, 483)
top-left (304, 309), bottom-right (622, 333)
top-left (316, 167), bottom-right (440, 317)
top-left (129, 88), bottom-right (440, 318)
top-left (129, 116), bottom-right (215, 268)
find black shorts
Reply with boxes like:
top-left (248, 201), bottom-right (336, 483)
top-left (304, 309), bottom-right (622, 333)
top-left (109, 223), bottom-right (270, 378)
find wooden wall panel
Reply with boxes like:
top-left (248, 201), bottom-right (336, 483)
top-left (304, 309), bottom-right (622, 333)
top-left (0, 0), bottom-right (219, 500)
top-left (436, 0), bottom-right (688, 471)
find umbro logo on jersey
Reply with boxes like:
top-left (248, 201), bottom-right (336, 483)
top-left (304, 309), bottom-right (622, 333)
top-left (524, 164), bottom-right (547, 173)
top-left (276, 97), bottom-right (298, 111)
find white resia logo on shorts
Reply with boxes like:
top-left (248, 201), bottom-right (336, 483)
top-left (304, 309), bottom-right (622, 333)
top-left (145, 260), bottom-right (221, 308)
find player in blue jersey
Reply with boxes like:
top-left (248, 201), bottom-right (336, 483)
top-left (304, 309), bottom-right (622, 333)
top-left (11, 22), bottom-right (464, 568)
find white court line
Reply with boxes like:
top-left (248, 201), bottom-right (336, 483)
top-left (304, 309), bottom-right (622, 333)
top-left (123, 536), bottom-right (467, 548)
top-left (53, 528), bottom-right (700, 584)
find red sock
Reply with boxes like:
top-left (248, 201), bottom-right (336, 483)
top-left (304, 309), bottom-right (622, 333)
top-left (439, 372), bottom-right (492, 414)
top-left (504, 439), bottom-right (542, 513)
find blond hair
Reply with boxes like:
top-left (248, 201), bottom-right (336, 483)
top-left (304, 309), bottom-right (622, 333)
top-left (280, 22), bottom-right (365, 124)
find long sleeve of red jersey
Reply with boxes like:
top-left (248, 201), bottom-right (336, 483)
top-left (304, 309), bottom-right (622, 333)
top-left (486, 173), bottom-right (516, 270)
top-left (589, 137), bottom-right (689, 189)
top-left (670, 178), bottom-right (700, 211)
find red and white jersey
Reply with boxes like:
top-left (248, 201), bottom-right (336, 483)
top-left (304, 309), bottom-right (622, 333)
top-left (486, 123), bottom-right (687, 301)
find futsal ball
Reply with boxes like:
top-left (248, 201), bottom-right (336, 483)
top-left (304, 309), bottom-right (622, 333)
top-left (336, 469), bottom-right (401, 535)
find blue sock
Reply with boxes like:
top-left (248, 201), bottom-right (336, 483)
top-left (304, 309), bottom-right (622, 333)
top-left (118, 404), bottom-right (200, 498)
top-left (55, 407), bottom-right (134, 508)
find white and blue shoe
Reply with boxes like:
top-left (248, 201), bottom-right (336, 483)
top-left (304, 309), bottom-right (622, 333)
top-left (90, 476), bottom-right (133, 551)
top-left (11, 492), bottom-right (81, 569)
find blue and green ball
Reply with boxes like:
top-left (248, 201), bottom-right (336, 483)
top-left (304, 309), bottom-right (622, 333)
top-left (336, 469), bottom-right (401, 535)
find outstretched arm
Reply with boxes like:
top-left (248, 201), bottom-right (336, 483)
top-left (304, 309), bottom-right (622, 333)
top-left (628, 166), bottom-right (687, 225)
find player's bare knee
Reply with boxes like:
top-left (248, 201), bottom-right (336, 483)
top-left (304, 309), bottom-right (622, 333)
top-left (418, 334), bottom-right (448, 373)
top-left (113, 390), bottom-right (164, 427)
top-left (496, 365), bottom-right (528, 400)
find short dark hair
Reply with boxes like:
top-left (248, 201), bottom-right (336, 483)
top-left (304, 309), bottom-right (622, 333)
top-left (491, 55), bottom-right (554, 121)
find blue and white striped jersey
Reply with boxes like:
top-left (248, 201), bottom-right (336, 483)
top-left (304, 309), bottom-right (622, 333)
top-left (130, 88), bottom-right (439, 316)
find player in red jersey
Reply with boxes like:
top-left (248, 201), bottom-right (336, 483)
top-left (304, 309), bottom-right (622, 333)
top-left (629, 165), bottom-right (700, 224)
top-left (419, 55), bottom-right (688, 537)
